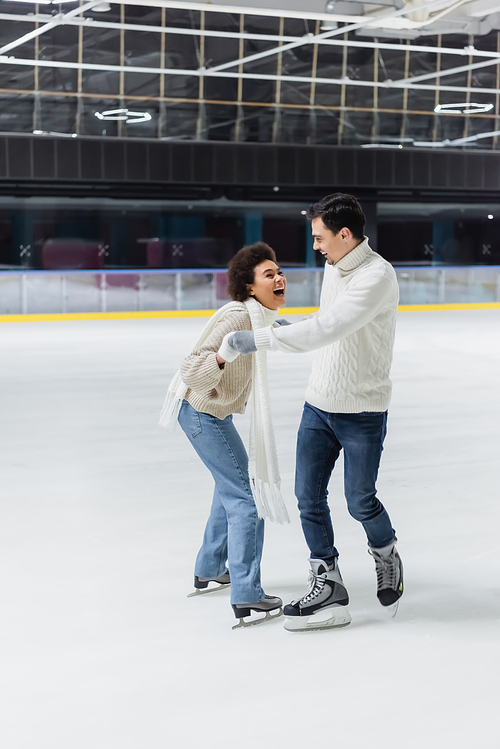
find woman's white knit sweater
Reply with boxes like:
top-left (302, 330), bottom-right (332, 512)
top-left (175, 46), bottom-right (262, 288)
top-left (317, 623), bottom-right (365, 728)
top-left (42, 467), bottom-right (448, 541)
top-left (253, 238), bottom-right (399, 414)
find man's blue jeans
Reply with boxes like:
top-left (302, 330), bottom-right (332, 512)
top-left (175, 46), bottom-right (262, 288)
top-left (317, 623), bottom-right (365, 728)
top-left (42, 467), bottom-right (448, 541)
top-left (295, 402), bottom-right (396, 564)
top-left (178, 400), bottom-right (264, 605)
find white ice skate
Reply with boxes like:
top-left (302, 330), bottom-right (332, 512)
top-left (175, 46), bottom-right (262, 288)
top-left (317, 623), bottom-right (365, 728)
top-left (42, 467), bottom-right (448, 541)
top-left (231, 595), bottom-right (283, 629)
top-left (187, 571), bottom-right (230, 597)
top-left (283, 559), bottom-right (351, 633)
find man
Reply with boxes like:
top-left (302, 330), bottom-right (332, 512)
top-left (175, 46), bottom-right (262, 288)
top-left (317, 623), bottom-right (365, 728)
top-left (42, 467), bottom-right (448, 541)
top-left (219, 193), bottom-right (403, 632)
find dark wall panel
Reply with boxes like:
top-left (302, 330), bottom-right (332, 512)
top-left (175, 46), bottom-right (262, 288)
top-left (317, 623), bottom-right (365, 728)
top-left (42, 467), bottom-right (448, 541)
top-left (316, 147), bottom-right (337, 186)
top-left (170, 143), bottom-right (190, 182)
top-left (337, 150), bottom-right (356, 186)
top-left (195, 144), bottom-right (215, 182)
top-left (413, 151), bottom-right (430, 187)
top-left (394, 150), bottom-right (411, 187)
top-left (150, 142), bottom-right (169, 181)
top-left (449, 152), bottom-right (466, 189)
top-left (297, 147), bottom-right (316, 186)
top-left (432, 153), bottom-right (448, 188)
top-left (235, 145), bottom-right (256, 183)
top-left (375, 151), bottom-right (394, 187)
top-left (256, 147), bottom-right (276, 184)
top-left (0, 139), bottom-right (6, 178)
top-left (483, 156), bottom-right (500, 189)
top-left (7, 138), bottom-right (31, 178)
top-left (126, 141), bottom-right (149, 181)
top-left (2, 135), bottom-right (500, 201)
top-left (214, 145), bottom-right (235, 183)
top-left (56, 140), bottom-right (79, 179)
top-left (33, 139), bottom-right (55, 179)
top-left (103, 141), bottom-right (125, 181)
top-left (80, 140), bottom-right (102, 180)
top-left (357, 151), bottom-right (374, 187)
top-left (466, 153), bottom-right (484, 188)
top-left (277, 146), bottom-right (297, 184)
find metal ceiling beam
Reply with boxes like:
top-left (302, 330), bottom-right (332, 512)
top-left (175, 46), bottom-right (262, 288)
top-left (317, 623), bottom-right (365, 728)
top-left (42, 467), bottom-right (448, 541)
top-left (395, 55), bottom-right (500, 85)
top-left (74, 0), bottom-right (363, 23)
top-left (0, 1), bottom-right (99, 57)
top-left (0, 0), bottom-right (457, 69)
top-left (206, 0), bottom-right (468, 73)
top-left (2, 8), bottom-right (500, 62)
top-left (3, 52), bottom-right (500, 96)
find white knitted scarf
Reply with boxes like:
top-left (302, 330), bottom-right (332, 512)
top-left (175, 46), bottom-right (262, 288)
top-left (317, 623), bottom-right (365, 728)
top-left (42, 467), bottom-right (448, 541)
top-left (159, 298), bottom-right (289, 524)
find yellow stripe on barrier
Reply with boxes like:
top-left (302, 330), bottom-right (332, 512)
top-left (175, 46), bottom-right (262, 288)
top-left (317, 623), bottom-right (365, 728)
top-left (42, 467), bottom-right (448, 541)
top-left (0, 307), bottom-right (319, 322)
top-left (0, 303), bottom-right (499, 322)
top-left (0, 310), bottom-right (219, 322)
top-left (398, 303), bottom-right (500, 311)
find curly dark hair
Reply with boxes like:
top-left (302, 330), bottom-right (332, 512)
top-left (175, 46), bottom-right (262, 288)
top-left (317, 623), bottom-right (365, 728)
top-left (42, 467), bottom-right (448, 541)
top-left (306, 192), bottom-right (366, 240)
top-left (227, 242), bottom-right (277, 302)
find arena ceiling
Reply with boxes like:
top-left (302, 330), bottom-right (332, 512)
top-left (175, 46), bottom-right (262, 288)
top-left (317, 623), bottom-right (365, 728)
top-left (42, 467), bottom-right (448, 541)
top-left (3, 0), bottom-right (500, 148)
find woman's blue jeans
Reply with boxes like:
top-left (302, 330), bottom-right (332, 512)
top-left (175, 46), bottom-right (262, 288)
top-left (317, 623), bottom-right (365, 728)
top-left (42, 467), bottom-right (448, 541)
top-left (178, 400), bottom-right (264, 605)
top-left (295, 402), bottom-right (396, 564)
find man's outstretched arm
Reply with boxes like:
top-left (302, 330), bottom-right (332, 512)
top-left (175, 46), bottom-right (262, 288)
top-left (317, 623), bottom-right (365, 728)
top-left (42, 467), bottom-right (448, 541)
top-left (219, 273), bottom-right (395, 357)
top-left (217, 319), bottom-right (292, 360)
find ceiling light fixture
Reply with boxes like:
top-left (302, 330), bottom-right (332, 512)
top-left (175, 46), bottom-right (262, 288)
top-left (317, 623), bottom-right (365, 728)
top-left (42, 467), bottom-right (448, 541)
top-left (434, 102), bottom-right (494, 115)
top-left (33, 130), bottom-right (77, 137)
top-left (361, 143), bottom-right (403, 149)
top-left (95, 108), bottom-right (152, 124)
top-left (414, 128), bottom-right (500, 147)
top-left (7, 0), bottom-right (111, 5)
top-left (7, 0), bottom-right (74, 3)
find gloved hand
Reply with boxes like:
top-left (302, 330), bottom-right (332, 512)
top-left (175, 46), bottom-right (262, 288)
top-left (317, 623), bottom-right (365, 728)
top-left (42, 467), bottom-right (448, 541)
top-left (218, 331), bottom-right (257, 362)
top-left (275, 318), bottom-right (292, 326)
top-left (218, 333), bottom-right (240, 363)
top-left (229, 330), bottom-right (257, 354)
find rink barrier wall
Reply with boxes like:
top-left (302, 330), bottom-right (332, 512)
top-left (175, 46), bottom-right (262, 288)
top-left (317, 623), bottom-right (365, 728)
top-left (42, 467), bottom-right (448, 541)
top-left (0, 266), bottom-right (499, 317)
top-left (1, 303), bottom-right (500, 322)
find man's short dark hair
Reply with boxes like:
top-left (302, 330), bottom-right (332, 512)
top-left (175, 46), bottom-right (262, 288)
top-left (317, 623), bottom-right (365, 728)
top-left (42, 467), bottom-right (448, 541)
top-left (306, 193), bottom-right (366, 240)
top-left (227, 242), bottom-right (277, 302)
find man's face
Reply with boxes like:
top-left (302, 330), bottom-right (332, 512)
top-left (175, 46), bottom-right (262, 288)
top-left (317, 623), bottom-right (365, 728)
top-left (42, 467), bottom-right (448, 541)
top-left (311, 217), bottom-right (349, 265)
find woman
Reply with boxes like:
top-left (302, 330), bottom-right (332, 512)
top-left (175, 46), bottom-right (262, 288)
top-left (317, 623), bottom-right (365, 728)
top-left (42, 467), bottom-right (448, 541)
top-left (160, 242), bottom-right (288, 628)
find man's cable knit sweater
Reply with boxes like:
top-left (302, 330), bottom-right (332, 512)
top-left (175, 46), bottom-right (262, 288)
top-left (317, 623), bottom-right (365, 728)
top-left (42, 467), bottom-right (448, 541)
top-left (253, 238), bottom-right (399, 414)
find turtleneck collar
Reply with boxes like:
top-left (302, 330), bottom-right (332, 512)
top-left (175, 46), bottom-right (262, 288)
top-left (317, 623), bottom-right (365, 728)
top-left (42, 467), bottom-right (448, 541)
top-left (335, 236), bottom-right (371, 273)
top-left (261, 305), bottom-right (279, 326)
top-left (245, 296), bottom-right (279, 327)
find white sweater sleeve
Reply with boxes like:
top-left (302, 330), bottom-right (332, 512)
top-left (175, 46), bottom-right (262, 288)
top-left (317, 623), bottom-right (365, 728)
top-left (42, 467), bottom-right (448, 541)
top-left (253, 272), bottom-right (395, 354)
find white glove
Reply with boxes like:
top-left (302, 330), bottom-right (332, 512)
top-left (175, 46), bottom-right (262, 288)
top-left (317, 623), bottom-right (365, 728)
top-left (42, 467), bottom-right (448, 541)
top-left (218, 332), bottom-right (241, 363)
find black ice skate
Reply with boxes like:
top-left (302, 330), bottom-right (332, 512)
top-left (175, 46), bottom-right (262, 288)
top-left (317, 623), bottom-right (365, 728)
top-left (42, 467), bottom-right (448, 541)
top-left (187, 570), bottom-right (231, 597)
top-left (231, 595), bottom-right (283, 629)
top-left (369, 540), bottom-right (404, 616)
top-left (283, 559), bottom-right (351, 632)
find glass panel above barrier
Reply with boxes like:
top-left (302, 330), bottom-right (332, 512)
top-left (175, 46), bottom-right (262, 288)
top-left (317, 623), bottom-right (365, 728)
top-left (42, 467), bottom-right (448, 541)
top-left (0, 267), bottom-right (499, 316)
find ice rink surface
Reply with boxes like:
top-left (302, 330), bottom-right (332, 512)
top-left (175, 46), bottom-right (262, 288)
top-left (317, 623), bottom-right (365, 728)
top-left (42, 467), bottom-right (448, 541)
top-left (1, 309), bottom-right (499, 749)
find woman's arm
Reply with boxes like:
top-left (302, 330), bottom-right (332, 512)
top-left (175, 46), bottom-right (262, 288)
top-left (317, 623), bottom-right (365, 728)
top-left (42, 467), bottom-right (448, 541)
top-left (180, 310), bottom-right (250, 395)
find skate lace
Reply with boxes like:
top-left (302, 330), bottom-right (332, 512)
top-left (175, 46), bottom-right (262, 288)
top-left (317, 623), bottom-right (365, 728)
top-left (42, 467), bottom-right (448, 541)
top-left (371, 550), bottom-right (398, 590)
top-left (299, 571), bottom-right (326, 604)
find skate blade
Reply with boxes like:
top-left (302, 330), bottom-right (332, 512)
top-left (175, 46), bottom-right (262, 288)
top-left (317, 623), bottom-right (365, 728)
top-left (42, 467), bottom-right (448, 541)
top-left (283, 606), bottom-right (352, 633)
top-left (187, 583), bottom-right (230, 598)
top-left (387, 601), bottom-right (399, 618)
top-left (232, 607), bottom-right (283, 630)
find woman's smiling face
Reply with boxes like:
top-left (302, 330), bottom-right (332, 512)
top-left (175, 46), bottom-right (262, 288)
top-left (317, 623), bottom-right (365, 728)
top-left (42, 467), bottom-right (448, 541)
top-left (247, 260), bottom-right (287, 310)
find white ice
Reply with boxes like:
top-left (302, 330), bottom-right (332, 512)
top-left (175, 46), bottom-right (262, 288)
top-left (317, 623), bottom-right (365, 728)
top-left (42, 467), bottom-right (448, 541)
top-left (1, 310), bottom-right (499, 749)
